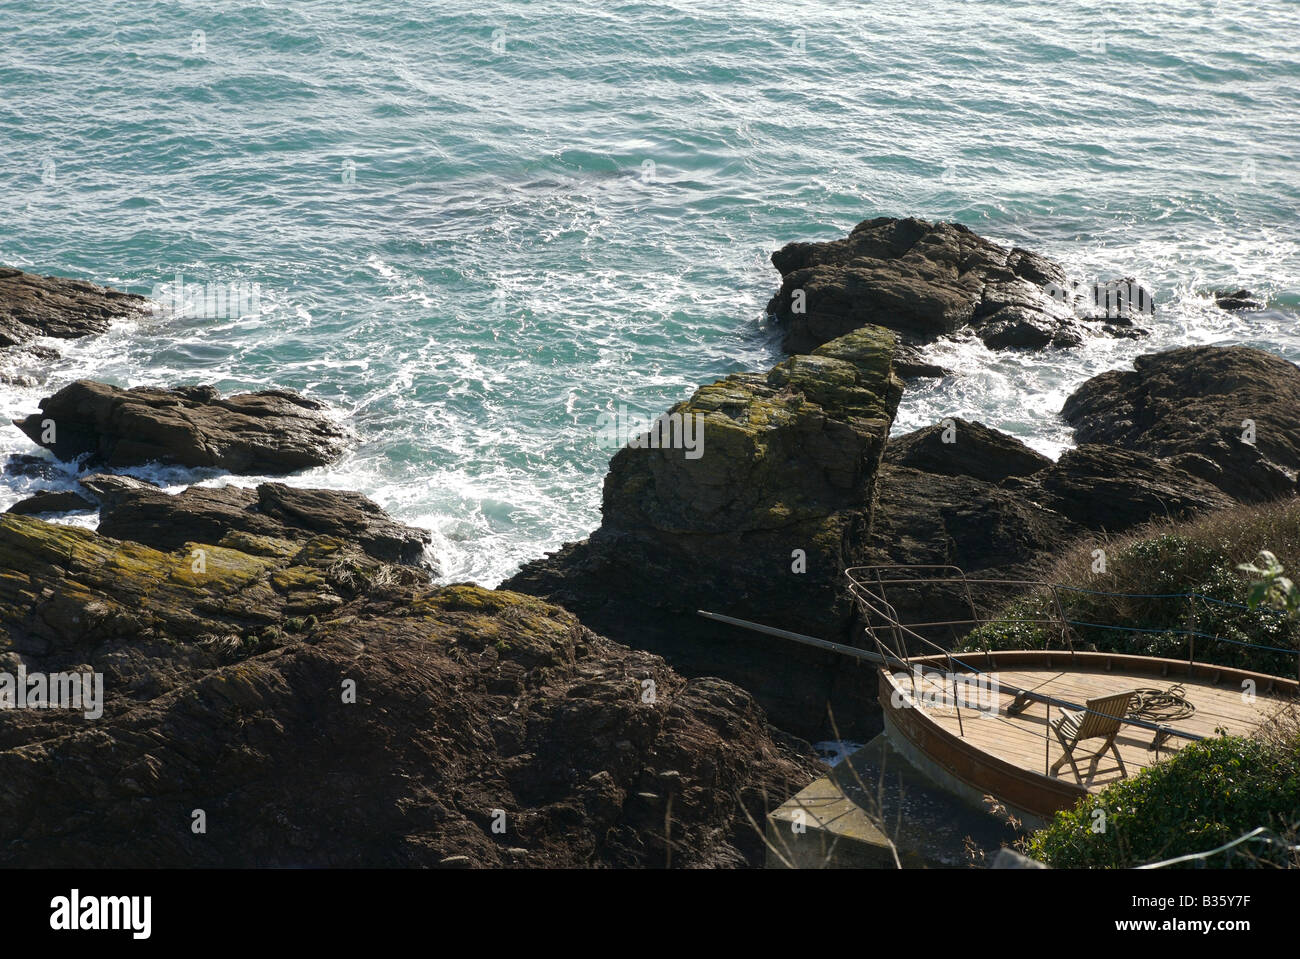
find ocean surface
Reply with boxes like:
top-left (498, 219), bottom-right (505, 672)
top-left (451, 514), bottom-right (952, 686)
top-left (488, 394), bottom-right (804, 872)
top-left (2, 0), bottom-right (1298, 586)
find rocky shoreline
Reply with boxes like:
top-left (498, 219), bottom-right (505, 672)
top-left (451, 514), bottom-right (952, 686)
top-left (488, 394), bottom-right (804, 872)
top-left (1, 217), bottom-right (1293, 866)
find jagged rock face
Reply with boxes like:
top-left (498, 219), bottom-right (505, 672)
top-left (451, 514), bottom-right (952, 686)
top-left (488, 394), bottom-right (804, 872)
top-left (506, 327), bottom-right (903, 739)
top-left (867, 424), bottom-right (1237, 639)
top-left (0, 516), bottom-right (818, 867)
top-left (884, 417), bottom-right (1052, 483)
top-left (603, 328), bottom-right (900, 533)
top-left (766, 217), bottom-right (1147, 354)
top-left (1062, 346), bottom-right (1300, 503)
top-left (13, 379), bottom-right (351, 474)
top-left (0, 268), bottom-right (147, 348)
top-left (82, 475), bottom-right (434, 569)
top-left (1032, 444), bottom-right (1235, 529)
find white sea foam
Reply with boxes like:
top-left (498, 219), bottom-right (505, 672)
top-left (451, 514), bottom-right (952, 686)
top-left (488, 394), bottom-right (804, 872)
top-left (3, 0), bottom-right (1298, 588)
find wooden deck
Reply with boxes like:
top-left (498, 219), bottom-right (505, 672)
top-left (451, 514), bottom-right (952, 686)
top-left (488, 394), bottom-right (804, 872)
top-left (897, 666), bottom-right (1281, 789)
top-left (879, 650), bottom-right (1299, 822)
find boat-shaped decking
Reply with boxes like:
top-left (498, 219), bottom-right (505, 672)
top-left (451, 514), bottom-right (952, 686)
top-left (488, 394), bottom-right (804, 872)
top-left (879, 650), bottom-right (1298, 823)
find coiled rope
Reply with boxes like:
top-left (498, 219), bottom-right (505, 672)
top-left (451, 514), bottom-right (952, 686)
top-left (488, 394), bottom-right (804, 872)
top-left (1127, 684), bottom-right (1196, 722)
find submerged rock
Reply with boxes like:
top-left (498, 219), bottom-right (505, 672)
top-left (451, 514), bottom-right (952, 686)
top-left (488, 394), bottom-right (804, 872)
top-left (0, 267), bottom-right (148, 349)
top-left (1062, 345), bottom-right (1300, 503)
top-left (1214, 288), bottom-right (1261, 311)
top-left (13, 379), bottom-right (351, 474)
top-left (0, 515), bottom-right (818, 867)
top-left (506, 326), bottom-right (904, 738)
top-left (80, 475), bottom-right (434, 569)
top-left (766, 217), bottom-right (1148, 355)
top-left (892, 344), bottom-right (953, 379)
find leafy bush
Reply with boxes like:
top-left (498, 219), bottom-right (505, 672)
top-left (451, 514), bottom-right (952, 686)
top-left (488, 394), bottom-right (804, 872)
top-left (956, 504), bottom-right (1300, 677)
top-left (1029, 730), bottom-right (1300, 868)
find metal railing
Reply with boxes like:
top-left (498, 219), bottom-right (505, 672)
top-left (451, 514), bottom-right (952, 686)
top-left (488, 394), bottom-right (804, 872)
top-left (848, 564), bottom-right (1300, 681)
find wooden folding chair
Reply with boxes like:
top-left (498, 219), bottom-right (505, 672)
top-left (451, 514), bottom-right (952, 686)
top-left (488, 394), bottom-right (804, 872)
top-left (1049, 691), bottom-right (1135, 784)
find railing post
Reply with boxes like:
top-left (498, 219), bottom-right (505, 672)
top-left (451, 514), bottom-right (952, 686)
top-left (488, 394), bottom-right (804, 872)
top-left (1050, 585), bottom-right (1074, 660)
top-left (875, 569), bottom-right (907, 663)
top-left (959, 569), bottom-right (979, 639)
top-left (1186, 594), bottom-right (1196, 677)
top-left (950, 658), bottom-right (964, 737)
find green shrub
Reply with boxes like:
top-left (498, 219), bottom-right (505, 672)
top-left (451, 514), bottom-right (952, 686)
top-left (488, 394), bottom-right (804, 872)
top-left (956, 508), bottom-right (1300, 677)
top-left (1029, 733), bottom-right (1300, 868)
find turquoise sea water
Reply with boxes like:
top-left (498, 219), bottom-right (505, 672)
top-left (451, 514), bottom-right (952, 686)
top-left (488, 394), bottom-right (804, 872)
top-left (2, 0), bottom-right (1298, 585)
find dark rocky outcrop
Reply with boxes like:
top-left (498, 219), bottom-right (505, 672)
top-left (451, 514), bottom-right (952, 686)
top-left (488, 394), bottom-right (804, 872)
top-left (883, 417), bottom-right (1052, 483)
top-left (0, 514), bottom-right (818, 867)
top-left (1033, 444), bottom-right (1235, 530)
top-left (506, 326), bottom-right (904, 739)
top-left (863, 438), bottom-right (1232, 640)
top-left (1062, 346), bottom-right (1300, 503)
top-left (14, 379), bottom-right (351, 474)
top-left (6, 490), bottom-right (95, 515)
top-left (1215, 288), bottom-right (1261, 311)
top-left (79, 475), bottom-right (433, 569)
top-left (504, 338), bottom-right (1292, 738)
top-left (866, 412), bottom-right (1239, 624)
top-left (0, 268), bottom-right (147, 349)
top-left (766, 217), bottom-right (1148, 355)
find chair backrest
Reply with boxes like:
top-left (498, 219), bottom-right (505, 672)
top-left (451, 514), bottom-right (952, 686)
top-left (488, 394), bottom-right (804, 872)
top-left (1076, 691), bottom-right (1134, 740)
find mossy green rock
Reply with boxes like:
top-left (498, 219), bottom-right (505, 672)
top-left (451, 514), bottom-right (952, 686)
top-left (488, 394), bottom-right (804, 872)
top-left (507, 325), bottom-right (902, 738)
top-left (0, 513), bottom-right (819, 867)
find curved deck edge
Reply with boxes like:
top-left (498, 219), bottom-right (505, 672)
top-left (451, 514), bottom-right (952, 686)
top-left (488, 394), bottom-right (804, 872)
top-left (877, 650), bottom-right (1299, 826)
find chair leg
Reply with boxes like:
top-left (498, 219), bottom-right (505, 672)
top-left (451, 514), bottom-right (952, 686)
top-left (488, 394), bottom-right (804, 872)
top-left (1086, 748), bottom-right (1104, 776)
top-left (1065, 749), bottom-right (1084, 784)
top-left (1050, 731), bottom-right (1084, 783)
top-left (1109, 738), bottom-right (1128, 778)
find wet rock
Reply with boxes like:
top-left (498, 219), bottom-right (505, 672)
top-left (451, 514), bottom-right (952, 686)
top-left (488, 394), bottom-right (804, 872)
top-left (1062, 346), bottom-right (1300, 503)
top-left (13, 379), bottom-right (351, 474)
top-left (75, 473), bottom-right (158, 510)
top-left (6, 490), bottom-right (95, 515)
top-left (1214, 288), bottom-right (1261, 311)
top-left (893, 344), bottom-right (953, 379)
top-left (0, 516), bottom-right (818, 867)
top-left (83, 475), bottom-right (434, 569)
top-left (0, 268), bottom-right (148, 349)
top-left (1, 454), bottom-right (59, 481)
top-left (766, 217), bottom-right (1146, 355)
